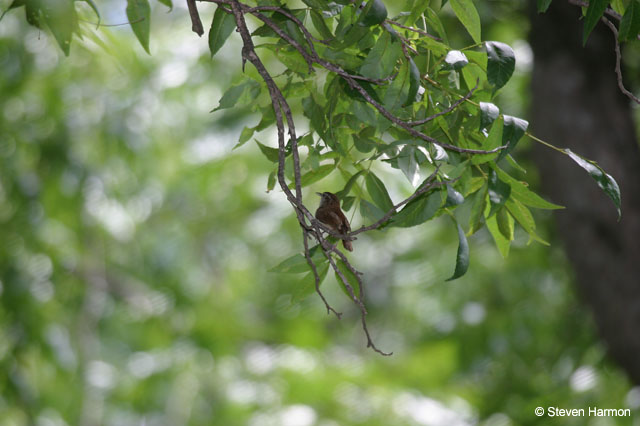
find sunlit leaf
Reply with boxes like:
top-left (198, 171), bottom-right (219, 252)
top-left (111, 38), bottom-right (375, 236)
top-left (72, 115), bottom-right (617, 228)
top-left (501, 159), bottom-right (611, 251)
top-left (444, 50), bottom-right (469, 70)
top-left (496, 115), bottom-right (528, 162)
top-left (479, 102), bottom-right (499, 130)
top-left (565, 149), bottom-right (621, 219)
top-left (486, 41), bottom-right (515, 90)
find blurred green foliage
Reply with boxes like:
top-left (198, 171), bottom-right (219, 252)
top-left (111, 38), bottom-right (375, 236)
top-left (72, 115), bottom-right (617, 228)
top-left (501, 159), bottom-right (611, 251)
top-left (0, 1), bottom-right (637, 425)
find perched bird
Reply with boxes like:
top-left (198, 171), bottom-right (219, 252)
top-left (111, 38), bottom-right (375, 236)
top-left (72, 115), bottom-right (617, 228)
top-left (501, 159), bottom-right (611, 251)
top-left (315, 192), bottom-right (353, 251)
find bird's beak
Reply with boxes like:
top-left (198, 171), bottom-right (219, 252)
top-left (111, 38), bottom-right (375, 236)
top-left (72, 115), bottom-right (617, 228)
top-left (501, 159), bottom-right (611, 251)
top-left (316, 192), bottom-right (322, 196)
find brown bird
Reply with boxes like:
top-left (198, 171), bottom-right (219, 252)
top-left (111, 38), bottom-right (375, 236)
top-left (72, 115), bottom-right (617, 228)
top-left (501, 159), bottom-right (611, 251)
top-left (315, 192), bottom-right (353, 251)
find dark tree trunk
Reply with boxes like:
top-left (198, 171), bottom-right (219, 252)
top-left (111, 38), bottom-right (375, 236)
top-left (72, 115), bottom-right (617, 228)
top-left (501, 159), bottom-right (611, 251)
top-left (529, 1), bottom-right (640, 383)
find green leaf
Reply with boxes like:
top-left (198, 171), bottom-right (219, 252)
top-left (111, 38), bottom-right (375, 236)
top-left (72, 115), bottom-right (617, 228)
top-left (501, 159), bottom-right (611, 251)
top-left (485, 202), bottom-right (510, 258)
top-left (485, 41), bottom-right (515, 90)
top-left (619, 0), bottom-right (640, 41)
top-left (234, 126), bottom-right (255, 149)
top-left (352, 102), bottom-right (377, 126)
top-left (25, 0), bottom-right (42, 28)
top-left (126, 0), bottom-right (151, 54)
top-left (294, 261), bottom-right (330, 303)
top-left (390, 189), bottom-right (445, 228)
top-left (360, 199), bottom-right (385, 223)
top-left (342, 196), bottom-right (356, 211)
top-left (445, 184), bottom-right (464, 207)
top-left (496, 207), bottom-right (514, 241)
top-left (43, 0), bottom-right (77, 56)
top-left (310, 10), bottom-right (334, 40)
top-left (471, 117), bottom-right (503, 165)
top-left (359, 31), bottom-right (402, 79)
top-left (275, 48), bottom-right (309, 74)
top-left (156, 0), bottom-right (172, 10)
top-left (398, 145), bottom-right (420, 186)
top-left (479, 102), bottom-right (499, 130)
top-left (353, 134), bottom-right (376, 153)
top-left (403, 57), bottom-right (421, 106)
top-left (611, 0), bottom-right (626, 15)
top-left (468, 183), bottom-right (487, 234)
top-left (444, 50), bottom-right (469, 70)
top-left (583, 0), bottom-right (608, 45)
top-left (488, 169), bottom-right (511, 217)
top-left (358, 0), bottom-right (387, 27)
top-left (537, 0), bottom-right (553, 13)
top-left (446, 221), bottom-right (469, 281)
top-left (270, 250), bottom-right (325, 273)
top-left (293, 164), bottom-right (335, 188)
top-left (81, 0), bottom-right (101, 23)
top-left (213, 79), bottom-right (261, 111)
top-left (449, 0), bottom-right (481, 43)
top-left (335, 259), bottom-right (360, 299)
top-left (365, 171), bottom-right (394, 212)
top-left (496, 115), bottom-right (528, 162)
top-left (494, 167), bottom-right (564, 210)
top-left (506, 198), bottom-right (549, 245)
top-left (565, 149), bottom-right (621, 219)
top-left (424, 6), bottom-right (449, 44)
top-left (336, 170), bottom-right (365, 199)
top-left (209, 6), bottom-right (236, 58)
top-left (267, 170), bottom-right (276, 192)
top-left (256, 140), bottom-right (280, 162)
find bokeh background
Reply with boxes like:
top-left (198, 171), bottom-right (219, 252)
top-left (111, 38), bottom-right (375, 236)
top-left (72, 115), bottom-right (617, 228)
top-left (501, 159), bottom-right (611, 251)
top-left (0, 0), bottom-right (638, 425)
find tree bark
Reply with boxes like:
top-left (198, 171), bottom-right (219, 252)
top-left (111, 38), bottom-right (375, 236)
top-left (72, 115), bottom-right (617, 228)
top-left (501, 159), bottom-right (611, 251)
top-left (529, 1), bottom-right (640, 383)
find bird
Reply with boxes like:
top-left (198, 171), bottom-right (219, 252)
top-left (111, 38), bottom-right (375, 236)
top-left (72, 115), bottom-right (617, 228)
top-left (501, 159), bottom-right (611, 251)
top-left (315, 192), bottom-right (353, 251)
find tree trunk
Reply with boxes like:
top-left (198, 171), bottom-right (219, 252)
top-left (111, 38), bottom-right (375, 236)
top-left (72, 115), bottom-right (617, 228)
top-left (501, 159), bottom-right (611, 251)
top-left (529, 1), bottom-right (640, 383)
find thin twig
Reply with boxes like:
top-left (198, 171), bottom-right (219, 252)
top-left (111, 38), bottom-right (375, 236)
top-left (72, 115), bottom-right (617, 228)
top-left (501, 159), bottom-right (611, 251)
top-left (385, 19), bottom-right (440, 40)
top-left (407, 80), bottom-right (479, 126)
top-left (601, 17), bottom-right (640, 105)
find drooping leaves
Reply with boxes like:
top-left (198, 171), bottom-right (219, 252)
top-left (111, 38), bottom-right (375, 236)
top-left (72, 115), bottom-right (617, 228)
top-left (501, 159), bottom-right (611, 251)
top-left (446, 221), bottom-right (469, 281)
top-left (485, 41), bottom-right (515, 90)
top-left (565, 149), bottom-right (621, 219)
top-left (209, 6), bottom-right (236, 57)
top-left (479, 102), bottom-right (499, 130)
top-left (365, 171), bottom-right (394, 212)
top-left (496, 115), bottom-right (528, 162)
top-left (126, 0), bottom-right (151, 54)
top-left (583, 0), bottom-right (608, 45)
